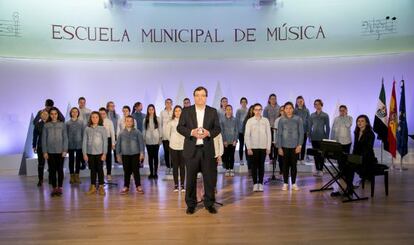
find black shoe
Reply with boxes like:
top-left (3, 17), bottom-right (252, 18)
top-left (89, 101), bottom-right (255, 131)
top-left (148, 174), bottom-right (154, 179)
top-left (50, 188), bottom-right (57, 197)
top-left (186, 207), bottom-right (195, 215)
top-left (343, 190), bottom-right (354, 197)
top-left (330, 191), bottom-right (341, 197)
top-left (154, 174), bottom-right (158, 179)
top-left (37, 180), bottom-right (43, 187)
top-left (206, 206), bottom-right (217, 214)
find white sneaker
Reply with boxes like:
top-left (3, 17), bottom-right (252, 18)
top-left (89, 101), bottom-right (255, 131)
top-left (253, 184), bottom-right (258, 192)
top-left (230, 170), bottom-right (235, 177)
top-left (292, 184), bottom-right (300, 191)
top-left (258, 184), bottom-right (264, 192)
top-left (197, 173), bottom-right (202, 179)
top-left (240, 160), bottom-right (244, 166)
top-left (318, 171), bottom-right (324, 177)
top-left (107, 175), bottom-right (112, 182)
top-left (282, 184), bottom-right (288, 191)
top-left (225, 170), bottom-right (230, 177)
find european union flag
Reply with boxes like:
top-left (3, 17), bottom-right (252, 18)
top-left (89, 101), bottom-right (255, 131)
top-left (397, 80), bottom-right (408, 158)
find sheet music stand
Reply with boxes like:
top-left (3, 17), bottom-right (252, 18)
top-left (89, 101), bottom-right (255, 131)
top-left (309, 140), bottom-right (368, 203)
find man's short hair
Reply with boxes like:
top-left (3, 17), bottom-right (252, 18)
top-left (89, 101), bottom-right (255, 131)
top-left (193, 86), bottom-right (208, 97)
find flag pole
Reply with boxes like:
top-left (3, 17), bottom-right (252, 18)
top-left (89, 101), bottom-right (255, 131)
top-left (396, 155), bottom-right (408, 171)
top-left (395, 78), bottom-right (408, 171)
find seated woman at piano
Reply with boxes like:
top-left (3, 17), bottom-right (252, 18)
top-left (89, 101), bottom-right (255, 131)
top-left (343, 114), bottom-right (378, 195)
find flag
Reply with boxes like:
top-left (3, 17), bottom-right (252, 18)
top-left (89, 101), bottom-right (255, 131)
top-left (387, 80), bottom-right (398, 158)
top-left (373, 79), bottom-right (389, 151)
top-left (397, 80), bottom-right (408, 158)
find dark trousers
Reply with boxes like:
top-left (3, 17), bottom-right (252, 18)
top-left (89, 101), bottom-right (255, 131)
top-left (343, 163), bottom-right (371, 193)
top-left (223, 145), bottom-right (236, 170)
top-left (105, 138), bottom-right (113, 175)
top-left (68, 149), bottom-right (81, 174)
top-left (162, 140), bottom-right (171, 168)
top-left (282, 148), bottom-right (298, 184)
top-left (277, 154), bottom-right (283, 174)
top-left (269, 131), bottom-right (276, 160)
top-left (299, 133), bottom-right (308, 160)
top-left (336, 146), bottom-right (352, 192)
top-left (251, 149), bottom-right (266, 184)
top-left (342, 143), bottom-right (352, 154)
top-left (238, 133), bottom-right (247, 161)
top-left (146, 145), bottom-right (160, 175)
top-left (246, 155), bottom-right (252, 170)
top-left (170, 149), bottom-right (185, 186)
top-left (328, 144), bottom-right (353, 178)
top-left (88, 154), bottom-right (104, 186)
top-left (36, 148), bottom-right (46, 181)
top-left (48, 153), bottom-right (64, 188)
top-left (113, 148), bottom-right (118, 163)
top-left (122, 154), bottom-right (141, 188)
top-left (185, 146), bottom-right (217, 208)
top-left (80, 149), bottom-right (86, 169)
top-left (311, 140), bottom-right (324, 171)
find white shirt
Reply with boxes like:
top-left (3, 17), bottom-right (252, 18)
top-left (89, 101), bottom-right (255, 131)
top-left (244, 116), bottom-right (272, 151)
top-left (78, 107), bottom-right (91, 121)
top-left (196, 106), bottom-right (205, 145)
top-left (160, 109), bottom-right (173, 140)
top-left (214, 133), bottom-right (224, 158)
top-left (142, 116), bottom-right (162, 145)
top-left (331, 115), bottom-right (353, 145)
top-left (166, 118), bottom-right (185, 150)
top-left (103, 118), bottom-right (115, 144)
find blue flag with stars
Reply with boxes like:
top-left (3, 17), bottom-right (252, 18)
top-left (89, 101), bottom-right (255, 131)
top-left (397, 80), bottom-right (408, 158)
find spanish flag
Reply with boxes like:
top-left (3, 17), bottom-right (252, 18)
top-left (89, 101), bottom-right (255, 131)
top-left (387, 80), bottom-right (398, 158)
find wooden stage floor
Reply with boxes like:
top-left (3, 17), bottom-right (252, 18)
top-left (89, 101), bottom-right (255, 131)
top-left (0, 167), bottom-right (414, 245)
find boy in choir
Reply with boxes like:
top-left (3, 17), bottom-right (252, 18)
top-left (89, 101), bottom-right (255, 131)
top-left (309, 99), bottom-right (330, 177)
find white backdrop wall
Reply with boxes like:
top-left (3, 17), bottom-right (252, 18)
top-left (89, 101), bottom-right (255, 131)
top-left (1, 0), bottom-right (413, 59)
top-left (0, 52), bottom-right (413, 156)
